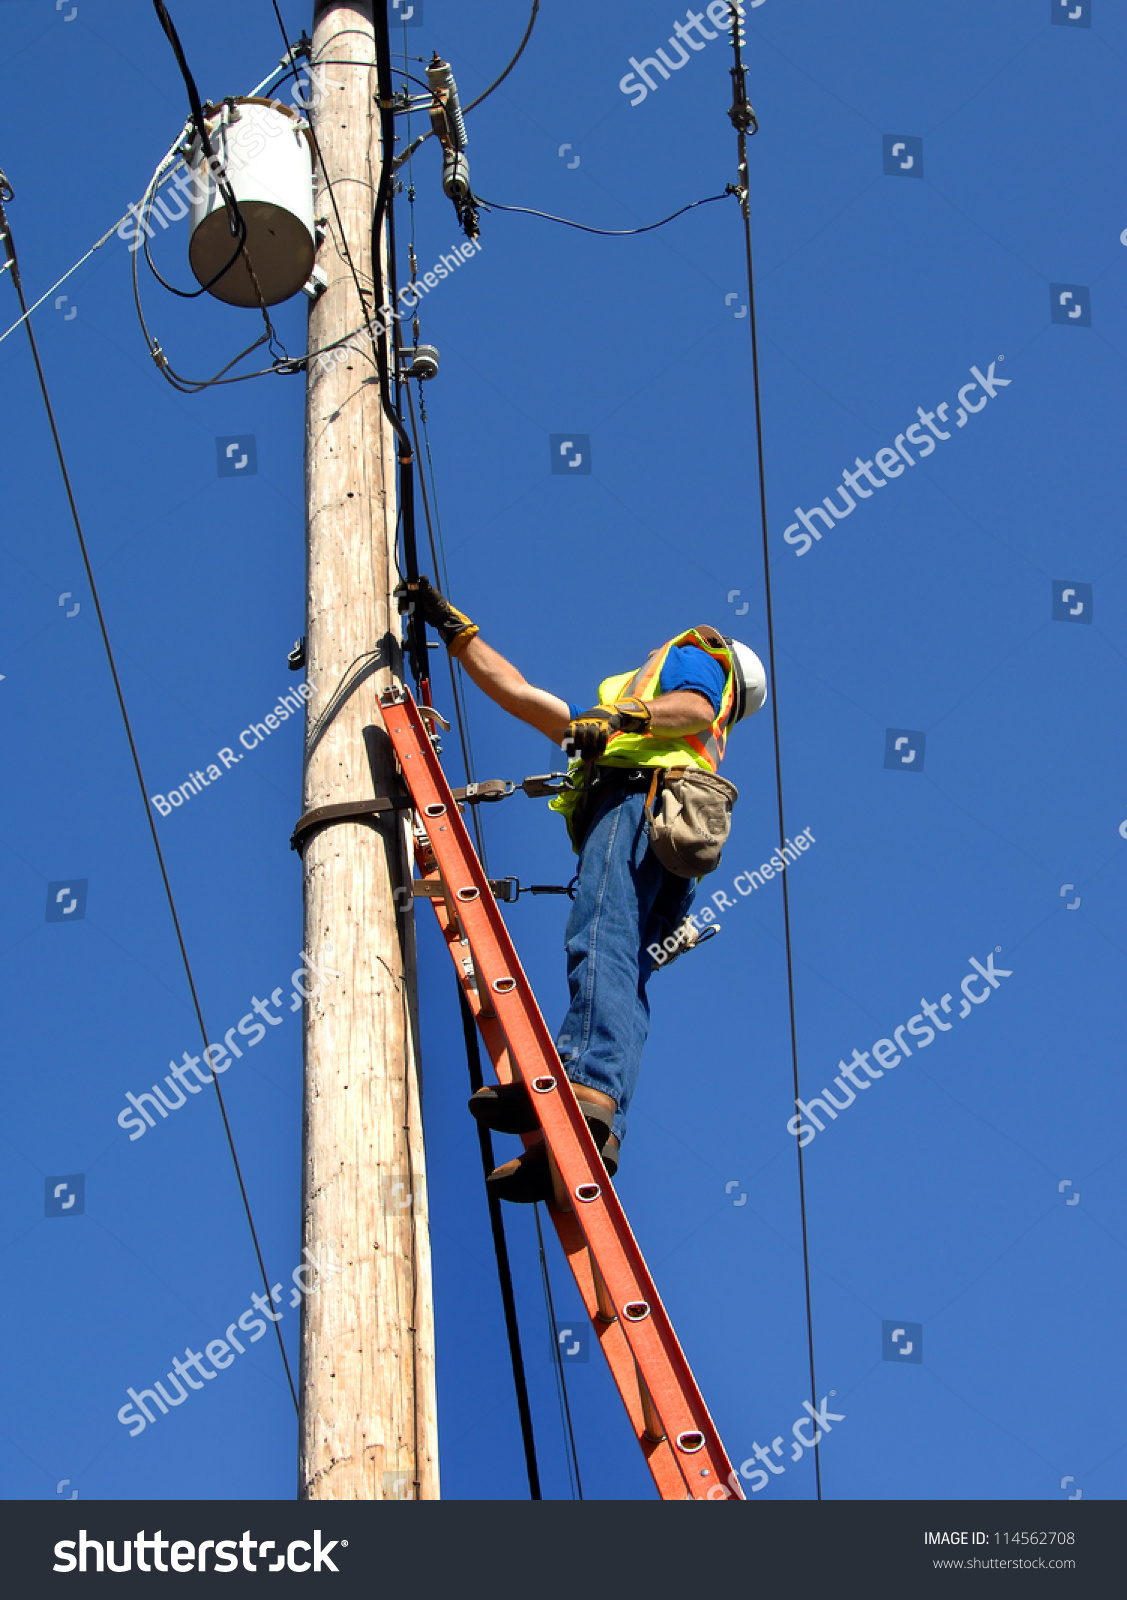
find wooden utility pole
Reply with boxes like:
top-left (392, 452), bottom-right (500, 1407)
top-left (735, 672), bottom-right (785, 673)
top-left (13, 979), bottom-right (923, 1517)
top-left (298, 0), bottom-right (438, 1500)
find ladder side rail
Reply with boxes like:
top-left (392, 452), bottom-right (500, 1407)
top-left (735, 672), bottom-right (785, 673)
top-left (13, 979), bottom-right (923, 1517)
top-left (422, 876), bottom-right (691, 1500)
top-left (382, 687), bottom-right (740, 1500)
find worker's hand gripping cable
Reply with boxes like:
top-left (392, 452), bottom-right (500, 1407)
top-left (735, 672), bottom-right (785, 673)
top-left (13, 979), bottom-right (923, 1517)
top-left (563, 699), bottom-right (651, 760)
top-left (395, 574), bottom-right (479, 657)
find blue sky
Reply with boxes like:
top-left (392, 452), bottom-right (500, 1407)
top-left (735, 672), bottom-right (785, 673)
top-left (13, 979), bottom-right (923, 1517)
top-left (1, 0), bottom-right (1125, 1502)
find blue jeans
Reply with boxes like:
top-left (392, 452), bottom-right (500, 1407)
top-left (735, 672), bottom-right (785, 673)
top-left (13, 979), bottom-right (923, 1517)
top-left (555, 787), bottom-right (696, 1147)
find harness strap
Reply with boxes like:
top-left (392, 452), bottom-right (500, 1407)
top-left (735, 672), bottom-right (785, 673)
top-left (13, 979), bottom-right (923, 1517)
top-left (290, 793), bottom-right (409, 852)
top-left (643, 768), bottom-right (661, 832)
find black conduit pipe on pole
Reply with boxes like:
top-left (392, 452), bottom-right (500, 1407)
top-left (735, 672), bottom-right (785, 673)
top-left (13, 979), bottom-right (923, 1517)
top-left (371, 0), bottom-right (428, 695)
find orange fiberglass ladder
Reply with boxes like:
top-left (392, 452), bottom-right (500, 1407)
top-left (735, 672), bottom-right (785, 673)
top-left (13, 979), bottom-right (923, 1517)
top-left (378, 684), bottom-right (742, 1502)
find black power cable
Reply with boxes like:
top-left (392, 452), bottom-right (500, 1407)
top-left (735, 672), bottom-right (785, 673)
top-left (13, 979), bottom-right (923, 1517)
top-left (145, 3), bottom-right (292, 379)
top-left (0, 183), bottom-right (298, 1415)
top-left (472, 190), bottom-right (737, 237)
top-left (535, 1205), bottom-right (583, 1500)
top-left (724, 6), bottom-right (822, 1499)
top-left (457, 990), bottom-right (542, 1500)
top-left (266, 1), bottom-right (376, 335)
top-left (402, 375), bottom-right (489, 864)
top-left (462, 0), bottom-right (541, 117)
top-left (265, 0), bottom-right (425, 688)
top-left (372, 0), bottom-right (428, 694)
top-left (130, 168), bottom-right (294, 393)
top-left (149, 1), bottom-right (248, 297)
top-left (388, 5), bottom-right (552, 1499)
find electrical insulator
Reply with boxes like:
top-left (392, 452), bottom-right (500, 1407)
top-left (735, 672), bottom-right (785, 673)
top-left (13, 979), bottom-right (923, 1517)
top-left (426, 55), bottom-right (468, 152)
top-left (426, 54), bottom-right (479, 239)
top-left (442, 150), bottom-right (471, 204)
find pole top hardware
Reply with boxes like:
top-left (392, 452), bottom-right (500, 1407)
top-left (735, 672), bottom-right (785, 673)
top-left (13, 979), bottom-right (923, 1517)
top-left (281, 31), bottom-right (311, 65)
top-left (425, 55), bottom-right (479, 239)
top-left (727, 64), bottom-right (758, 137)
top-left (397, 344), bottom-right (440, 382)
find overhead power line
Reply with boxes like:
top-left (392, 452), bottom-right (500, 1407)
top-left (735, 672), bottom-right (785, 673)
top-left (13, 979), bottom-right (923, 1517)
top-left (0, 183), bottom-right (298, 1414)
top-left (150, 0), bottom-right (251, 297)
top-left (463, 0), bottom-right (541, 115)
top-left (723, 6), bottom-right (822, 1499)
top-left (535, 1205), bottom-right (584, 1500)
top-left (0, 207), bottom-right (132, 349)
top-left (457, 989), bottom-right (543, 1500)
top-left (393, 0), bottom-right (541, 168)
top-left (473, 189), bottom-right (738, 237)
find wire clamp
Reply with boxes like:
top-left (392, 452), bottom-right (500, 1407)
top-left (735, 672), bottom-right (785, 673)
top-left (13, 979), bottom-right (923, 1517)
top-left (488, 877), bottom-right (579, 902)
top-left (520, 773), bottom-right (573, 799)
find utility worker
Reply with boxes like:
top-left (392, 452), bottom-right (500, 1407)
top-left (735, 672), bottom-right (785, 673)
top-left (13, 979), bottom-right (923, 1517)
top-left (397, 577), bottom-right (766, 1204)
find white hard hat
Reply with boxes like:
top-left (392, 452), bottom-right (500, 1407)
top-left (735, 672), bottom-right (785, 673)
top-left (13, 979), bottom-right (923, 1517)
top-left (725, 638), bottom-right (767, 722)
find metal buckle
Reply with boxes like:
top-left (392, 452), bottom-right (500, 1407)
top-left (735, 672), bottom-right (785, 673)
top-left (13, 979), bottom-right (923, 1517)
top-left (521, 773), bottom-right (569, 799)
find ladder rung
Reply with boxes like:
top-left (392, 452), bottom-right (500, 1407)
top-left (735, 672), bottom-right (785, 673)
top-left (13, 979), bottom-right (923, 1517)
top-left (586, 1248), bottom-right (616, 1326)
top-left (635, 1363), bottom-right (667, 1445)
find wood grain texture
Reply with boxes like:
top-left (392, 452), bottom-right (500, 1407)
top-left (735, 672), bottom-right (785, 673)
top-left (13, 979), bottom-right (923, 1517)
top-left (298, 0), bottom-right (438, 1502)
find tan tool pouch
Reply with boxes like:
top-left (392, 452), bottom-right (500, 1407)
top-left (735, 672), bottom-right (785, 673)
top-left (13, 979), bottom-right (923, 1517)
top-left (643, 767), bottom-right (738, 879)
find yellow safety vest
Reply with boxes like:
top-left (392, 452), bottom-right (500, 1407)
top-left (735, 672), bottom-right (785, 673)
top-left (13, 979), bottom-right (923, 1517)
top-left (548, 627), bottom-right (737, 844)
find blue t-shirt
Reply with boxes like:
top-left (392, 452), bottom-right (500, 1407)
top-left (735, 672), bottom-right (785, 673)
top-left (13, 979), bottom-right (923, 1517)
top-left (569, 644), bottom-right (726, 721)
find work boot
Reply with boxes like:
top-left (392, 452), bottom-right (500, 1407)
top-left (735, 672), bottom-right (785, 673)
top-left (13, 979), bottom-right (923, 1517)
top-left (470, 1081), bottom-right (615, 1150)
top-left (601, 1133), bottom-right (620, 1178)
top-left (484, 1141), bottom-right (554, 1205)
top-left (484, 1088), bottom-right (619, 1206)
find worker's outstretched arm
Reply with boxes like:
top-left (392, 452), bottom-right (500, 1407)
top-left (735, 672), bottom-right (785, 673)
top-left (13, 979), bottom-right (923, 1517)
top-left (454, 639), bottom-right (713, 750)
top-left (394, 577), bottom-right (571, 741)
top-left (395, 577), bottom-right (714, 751)
top-left (457, 635), bottom-right (573, 742)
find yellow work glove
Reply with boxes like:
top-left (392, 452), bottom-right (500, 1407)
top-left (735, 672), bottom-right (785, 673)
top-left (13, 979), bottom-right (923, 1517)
top-left (394, 575), bottom-right (479, 657)
top-left (563, 698), bottom-right (652, 760)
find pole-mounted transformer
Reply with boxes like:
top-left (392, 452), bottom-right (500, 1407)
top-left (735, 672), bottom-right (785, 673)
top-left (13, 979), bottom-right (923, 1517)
top-left (426, 54), bottom-right (478, 239)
